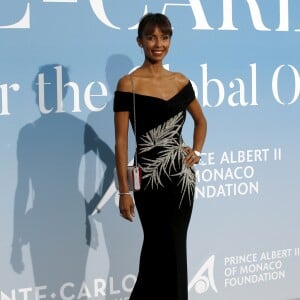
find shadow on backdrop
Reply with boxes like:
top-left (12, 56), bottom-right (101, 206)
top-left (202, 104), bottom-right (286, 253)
top-left (10, 64), bottom-right (114, 297)
top-left (86, 54), bottom-right (142, 299)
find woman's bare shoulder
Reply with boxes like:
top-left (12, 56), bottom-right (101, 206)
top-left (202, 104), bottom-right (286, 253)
top-left (172, 72), bottom-right (189, 82)
top-left (116, 75), bottom-right (132, 92)
top-left (170, 72), bottom-right (190, 88)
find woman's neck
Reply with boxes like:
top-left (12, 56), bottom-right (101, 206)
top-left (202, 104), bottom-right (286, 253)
top-left (140, 60), bottom-right (167, 77)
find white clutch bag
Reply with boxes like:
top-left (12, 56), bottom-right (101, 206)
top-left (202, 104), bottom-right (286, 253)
top-left (114, 166), bottom-right (142, 191)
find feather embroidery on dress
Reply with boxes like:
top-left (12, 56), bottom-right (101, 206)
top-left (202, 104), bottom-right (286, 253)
top-left (138, 112), bottom-right (195, 206)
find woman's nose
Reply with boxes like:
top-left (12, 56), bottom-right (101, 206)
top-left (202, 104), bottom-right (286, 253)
top-left (155, 38), bottom-right (163, 47)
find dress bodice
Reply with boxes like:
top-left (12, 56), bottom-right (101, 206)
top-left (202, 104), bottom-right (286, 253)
top-left (114, 81), bottom-right (196, 205)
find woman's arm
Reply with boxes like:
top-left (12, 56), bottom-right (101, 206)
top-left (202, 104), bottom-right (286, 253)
top-left (184, 99), bottom-right (207, 166)
top-left (189, 99), bottom-right (207, 151)
top-left (115, 111), bottom-right (135, 222)
top-left (114, 77), bottom-right (135, 221)
top-left (114, 111), bottom-right (130, 193)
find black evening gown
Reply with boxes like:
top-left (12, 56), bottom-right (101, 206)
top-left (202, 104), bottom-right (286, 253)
top-left (114, 81), bottom-right (196, 300)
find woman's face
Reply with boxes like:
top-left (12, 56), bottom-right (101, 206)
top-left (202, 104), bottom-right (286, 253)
top-left (138, 26), bottom-right (171, 63)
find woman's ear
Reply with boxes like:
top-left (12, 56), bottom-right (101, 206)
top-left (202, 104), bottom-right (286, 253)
top-left (136, 37), bottom-right (142, 48)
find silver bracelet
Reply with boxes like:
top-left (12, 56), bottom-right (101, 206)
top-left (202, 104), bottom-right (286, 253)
top-left (193, 150), bottom-right (202, 157)
top-left (119, 192), bottom-right (131, 195)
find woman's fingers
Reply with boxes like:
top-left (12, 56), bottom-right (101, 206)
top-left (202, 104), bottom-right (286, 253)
top-left (183, 146), bottom-right (200, 166)
top-left (119, 195), bottom-right (135, 222)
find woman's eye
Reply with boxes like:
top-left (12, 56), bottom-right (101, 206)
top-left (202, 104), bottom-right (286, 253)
top-left (146, 36), bottom-right (155, 41)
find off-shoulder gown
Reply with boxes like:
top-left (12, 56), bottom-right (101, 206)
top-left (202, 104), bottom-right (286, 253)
top-left (114, 81), bottom-right (196, 300)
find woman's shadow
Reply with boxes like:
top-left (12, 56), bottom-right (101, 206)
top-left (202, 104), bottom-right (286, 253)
top-left (86, 54), bottom-right (142, 299)
top-left (10, 64), bottom-right (114, 297)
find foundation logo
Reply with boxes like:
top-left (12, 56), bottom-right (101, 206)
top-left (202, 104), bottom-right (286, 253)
top-left (188, 255), bottom-right (218, 295)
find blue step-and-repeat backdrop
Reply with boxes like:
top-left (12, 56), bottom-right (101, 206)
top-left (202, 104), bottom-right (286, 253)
top-left (1, 1), bottom-right (300, 299)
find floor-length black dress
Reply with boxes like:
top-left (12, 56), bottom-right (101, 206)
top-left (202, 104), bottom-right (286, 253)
top-left (114, 81), bottom-right (196, 300)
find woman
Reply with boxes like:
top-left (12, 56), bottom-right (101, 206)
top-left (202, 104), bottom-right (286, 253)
top-left (114, 13), bottom-right (207, 300)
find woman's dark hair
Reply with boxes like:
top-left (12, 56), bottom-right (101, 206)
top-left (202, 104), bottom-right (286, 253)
top-left (137, 13), bottom-right (173, 38)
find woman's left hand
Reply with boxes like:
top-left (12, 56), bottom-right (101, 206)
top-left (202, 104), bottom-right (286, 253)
top-left (183, 146), bottom-right (200, 167)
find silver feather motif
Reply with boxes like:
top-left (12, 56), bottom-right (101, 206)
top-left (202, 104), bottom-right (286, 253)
top-left (138, 112), bottom-right (195, 207)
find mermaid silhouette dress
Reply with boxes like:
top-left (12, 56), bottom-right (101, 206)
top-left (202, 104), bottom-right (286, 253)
top-left (114, 81), bottom-right (196, 300)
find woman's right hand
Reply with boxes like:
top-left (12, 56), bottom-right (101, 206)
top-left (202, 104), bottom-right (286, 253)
top-left (119, 194), bottom-right (135, 222)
